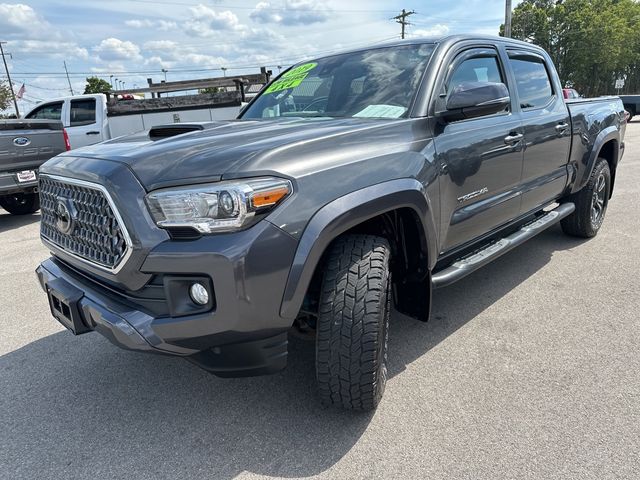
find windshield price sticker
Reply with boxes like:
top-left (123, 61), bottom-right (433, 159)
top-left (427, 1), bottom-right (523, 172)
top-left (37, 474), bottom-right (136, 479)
top-left (265, 62), bottom-right (317, 94)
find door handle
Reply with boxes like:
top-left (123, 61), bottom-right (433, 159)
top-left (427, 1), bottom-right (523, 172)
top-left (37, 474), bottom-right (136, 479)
top-left (86, 131), bottom-right (100, 135)
top-left (504, 133), bottom-right (523, 145)
top-left (555, 123), bottom-right (569, 133)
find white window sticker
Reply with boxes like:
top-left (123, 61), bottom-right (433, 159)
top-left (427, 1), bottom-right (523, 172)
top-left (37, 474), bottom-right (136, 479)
top-left (353, 104), bottom-right (407, 119)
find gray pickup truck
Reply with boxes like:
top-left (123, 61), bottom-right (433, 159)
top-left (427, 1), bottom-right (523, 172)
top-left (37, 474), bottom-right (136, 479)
top-left (0, 120), bottom-right (69, 215)
top-left (35, 35), bottom-right (626, 410)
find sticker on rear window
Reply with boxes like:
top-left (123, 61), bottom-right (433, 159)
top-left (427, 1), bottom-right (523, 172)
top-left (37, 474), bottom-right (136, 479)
top-left (264, 62), bottom-right (318, 94)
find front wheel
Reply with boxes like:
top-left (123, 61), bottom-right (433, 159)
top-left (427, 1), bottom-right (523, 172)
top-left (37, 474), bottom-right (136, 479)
top-left (316, 234), bottom-right (391, 411)
top-left (561, 157), bottom-right (610, 238)
top-left (0, 192), bottom-right (40, 215)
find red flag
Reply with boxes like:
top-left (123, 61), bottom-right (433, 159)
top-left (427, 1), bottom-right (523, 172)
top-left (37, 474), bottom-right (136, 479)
top-left (16, 83), bottom-right (25, 99)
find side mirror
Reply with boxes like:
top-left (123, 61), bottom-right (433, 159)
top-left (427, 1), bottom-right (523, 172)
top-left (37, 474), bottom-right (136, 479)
top-left (438, 82), bottom-right (510, 122)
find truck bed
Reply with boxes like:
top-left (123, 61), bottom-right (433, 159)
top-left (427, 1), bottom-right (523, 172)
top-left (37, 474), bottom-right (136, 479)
top-left (565, 96), bottom-right (626, 193)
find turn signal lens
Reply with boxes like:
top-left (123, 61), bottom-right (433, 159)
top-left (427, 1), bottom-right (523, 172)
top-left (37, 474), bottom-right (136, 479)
top-left (251, 186), bottom-right (290, 208)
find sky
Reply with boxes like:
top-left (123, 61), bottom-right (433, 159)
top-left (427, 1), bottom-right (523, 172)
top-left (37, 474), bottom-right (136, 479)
top-left (0, 0), bottom-right (515, 114)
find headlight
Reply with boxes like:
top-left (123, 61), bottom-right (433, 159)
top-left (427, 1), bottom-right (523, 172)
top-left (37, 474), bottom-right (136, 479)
top-left (145, 177), bottom-right (292, 233)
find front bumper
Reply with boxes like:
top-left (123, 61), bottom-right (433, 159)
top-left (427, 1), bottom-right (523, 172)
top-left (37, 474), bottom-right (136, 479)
top-left (36, 219), bottom-right (299, 377)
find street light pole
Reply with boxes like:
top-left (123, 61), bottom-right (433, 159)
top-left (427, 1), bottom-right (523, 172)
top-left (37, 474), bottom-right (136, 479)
top-left (161, 68), bottom-right (168, 82)
top-left (504, 0), bottom-right (513, 38)
top-left (0, 41), bottom-right (19, 117)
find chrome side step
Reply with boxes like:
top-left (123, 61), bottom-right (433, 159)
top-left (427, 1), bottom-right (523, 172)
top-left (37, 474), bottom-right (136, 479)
top-left (432, 202), bottom-right (575, 288)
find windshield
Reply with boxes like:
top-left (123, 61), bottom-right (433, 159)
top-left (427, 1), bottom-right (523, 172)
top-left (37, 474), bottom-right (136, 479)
top-left (242, 44), bottom-right (435, 120)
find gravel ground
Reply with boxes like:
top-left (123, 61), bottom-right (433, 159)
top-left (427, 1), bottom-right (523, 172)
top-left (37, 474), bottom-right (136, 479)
top-left (1, 123), bottom-right (639, 480)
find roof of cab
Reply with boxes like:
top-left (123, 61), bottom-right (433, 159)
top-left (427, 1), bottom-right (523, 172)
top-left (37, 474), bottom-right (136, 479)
top-left (301, 34), bottom-right (545, 61)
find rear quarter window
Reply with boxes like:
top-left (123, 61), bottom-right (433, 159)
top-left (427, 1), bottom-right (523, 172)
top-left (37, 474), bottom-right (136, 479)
top-left (70, 99), bottom-right (97, 126)
top-left (509, 56), bottom-right (554, 109)
top-left (25, 102), bottom-right (63, 120)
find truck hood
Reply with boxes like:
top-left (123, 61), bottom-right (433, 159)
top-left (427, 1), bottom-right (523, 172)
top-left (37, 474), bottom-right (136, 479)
top-left (62, 117), bottom-right (416, 190)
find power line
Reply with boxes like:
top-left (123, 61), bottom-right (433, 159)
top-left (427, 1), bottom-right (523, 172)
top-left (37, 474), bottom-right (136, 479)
top-left (393, 9), bottom-right (416, 39)
top-left (8, 36), bottom-right (401, 80)
top-left (124, 0), bottom-right (399, 13)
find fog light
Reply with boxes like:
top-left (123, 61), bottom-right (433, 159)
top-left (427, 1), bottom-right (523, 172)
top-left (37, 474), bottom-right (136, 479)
top-left (189, 283), bottom-right (209, 305)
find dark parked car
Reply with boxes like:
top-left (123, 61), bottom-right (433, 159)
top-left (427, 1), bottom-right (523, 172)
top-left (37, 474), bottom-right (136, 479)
top-left (620, 95), bottom-right (640, 121)
top-left (36, 35), bottom-right (626, 410)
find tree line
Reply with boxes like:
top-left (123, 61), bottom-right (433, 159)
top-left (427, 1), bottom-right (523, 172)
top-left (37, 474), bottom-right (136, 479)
top-left (503, 0), bottom-right (640, 97)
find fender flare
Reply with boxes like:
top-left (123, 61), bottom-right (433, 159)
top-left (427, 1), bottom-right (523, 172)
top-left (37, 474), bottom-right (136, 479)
top-left (573, 126), bottom-right (619, 193)
top-left (279, 178), bottom-right (438, 320)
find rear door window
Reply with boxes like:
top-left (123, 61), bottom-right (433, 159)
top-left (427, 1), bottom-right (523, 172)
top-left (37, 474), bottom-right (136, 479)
top-left (25, 102), bottom-right (63, 120)
top-left (508, 53), bottom-right (554, 109)
top-left (70, 98), bottom-right (97, 126)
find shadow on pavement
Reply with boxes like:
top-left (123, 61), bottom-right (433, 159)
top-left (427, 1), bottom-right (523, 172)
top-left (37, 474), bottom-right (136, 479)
top-left (0, 210), bottom-right (41, 234)
top-left (0, 225), bottom-right (587, 479)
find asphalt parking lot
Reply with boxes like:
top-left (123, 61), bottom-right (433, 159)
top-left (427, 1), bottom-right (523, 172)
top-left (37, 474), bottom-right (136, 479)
top-left (1, 122), bottom-right (639, 480)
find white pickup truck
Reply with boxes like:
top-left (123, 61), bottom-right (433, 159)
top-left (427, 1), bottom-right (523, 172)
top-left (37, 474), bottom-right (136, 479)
top-left (23, 93), bottom-right (242, 150)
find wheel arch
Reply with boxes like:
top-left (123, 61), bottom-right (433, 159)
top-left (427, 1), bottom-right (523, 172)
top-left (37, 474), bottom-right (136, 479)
top-left (596, 138), bottom-right (618, 198)
top-left (279, 179), bottom-right (438, 321)
top-left (573, 126), bottom-right (620, 197)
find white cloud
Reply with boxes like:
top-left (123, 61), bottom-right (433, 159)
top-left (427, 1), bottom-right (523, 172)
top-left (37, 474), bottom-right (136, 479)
top-left (94, 38), bottom-right (142, 62)
top-left (8, 40), bottom-right (89, 60)
top-left (125, 19), bottom-right (177, 31)
top-left (183, 5), bottom-right (243, 37)
top-left (0, 3), bottom-right (51, 38)
top-left (250, 0), bottom-right (330, 26)
top-left (411, 24), bottom-right (450, 37)
top-left (143, 40), bottom-right (179, 51)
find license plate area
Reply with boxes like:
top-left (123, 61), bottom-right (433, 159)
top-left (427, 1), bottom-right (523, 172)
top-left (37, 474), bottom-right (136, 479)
top-left (46, 278), bottom-right (90, 335)
top-left (16, 170), bottom-right (37, 183)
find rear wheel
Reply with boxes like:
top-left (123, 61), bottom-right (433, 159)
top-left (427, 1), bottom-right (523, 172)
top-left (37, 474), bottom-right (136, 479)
top-left (315, 234), bottom-right (391, 411)
top-left (0, 192), bottom-right (40, 215)
top-left (561, 157), bottom-right (610, 238)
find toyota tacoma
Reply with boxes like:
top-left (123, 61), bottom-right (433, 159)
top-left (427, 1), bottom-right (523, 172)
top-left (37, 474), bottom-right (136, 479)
top-left (36, 35), bottom-right (626, 410)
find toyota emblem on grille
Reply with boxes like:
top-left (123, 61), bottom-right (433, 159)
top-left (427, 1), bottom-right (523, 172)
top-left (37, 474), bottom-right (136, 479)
top-left (55, 199), bottom-right (75, 234)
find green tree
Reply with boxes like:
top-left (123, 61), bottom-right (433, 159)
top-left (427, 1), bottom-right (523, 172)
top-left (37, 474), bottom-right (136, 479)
top-left (502, 0), bottom-right (640, 96)
top-left (0, 80), bottom-right (12, 111)
top-left (83, 76), bottom-right (112, 94)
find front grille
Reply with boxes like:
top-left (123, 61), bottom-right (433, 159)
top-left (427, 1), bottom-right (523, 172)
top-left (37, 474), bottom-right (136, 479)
top-left (40, 176), bottom-right (130, 270)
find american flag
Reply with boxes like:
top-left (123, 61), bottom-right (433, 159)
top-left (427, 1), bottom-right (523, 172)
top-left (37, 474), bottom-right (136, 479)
top-left (16, 84), bottom-right (25, 99)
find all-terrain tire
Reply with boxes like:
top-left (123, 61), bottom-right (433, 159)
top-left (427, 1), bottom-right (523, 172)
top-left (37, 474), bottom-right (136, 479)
top-left (561, 157), bottom-right (610, 238)
top-left (0, 193), bottom-right (40, 215)
top-left (316, 234), bottom-right (391, 411)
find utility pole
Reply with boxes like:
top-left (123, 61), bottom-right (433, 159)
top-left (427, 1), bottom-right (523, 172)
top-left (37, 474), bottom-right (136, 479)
top-left (63, 60), bottom-right (74, 95)
top-left (0, 42), bottom-right (19, 117)
top-left (393, 9), bottom-right (415, 39)
top-left (504, 0), bottom-right (513, 38)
